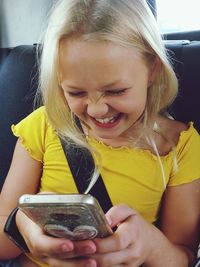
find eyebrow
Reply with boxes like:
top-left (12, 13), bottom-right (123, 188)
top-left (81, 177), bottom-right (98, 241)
top-left (62, 80), bottom-right (126, 91)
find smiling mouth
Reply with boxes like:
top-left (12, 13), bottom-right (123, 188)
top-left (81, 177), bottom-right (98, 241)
top-left (91, 113), bottom-right (122, 128)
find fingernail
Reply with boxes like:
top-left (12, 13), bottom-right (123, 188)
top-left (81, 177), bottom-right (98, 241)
top-left (106, 215), bottom-right (112, 226)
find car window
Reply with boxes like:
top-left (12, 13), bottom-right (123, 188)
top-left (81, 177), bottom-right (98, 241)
top-left (157, 0), bottom-right (200, 33)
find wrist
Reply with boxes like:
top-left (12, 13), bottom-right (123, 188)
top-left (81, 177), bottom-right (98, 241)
top-left (144, 227), bottom-right (189, 267)
top-left (145, 226), bottom-right (162, 265)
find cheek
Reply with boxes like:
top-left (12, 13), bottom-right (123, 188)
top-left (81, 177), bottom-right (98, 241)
top-left (114, 101), bottom-right (144, 114)
top-left (64, 96), bottom-right (86, 115)
top-left (111, 92), bottom-right (147, 113)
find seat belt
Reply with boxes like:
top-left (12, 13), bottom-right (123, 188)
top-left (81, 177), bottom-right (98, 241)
top-left (60, 138), bottom-right (113, 213)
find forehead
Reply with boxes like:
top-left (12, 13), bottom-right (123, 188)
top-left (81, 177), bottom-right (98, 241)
top-left (59, 38), bottom-right (144, 65)
top-left (59, 38), bottom-right (149, 87)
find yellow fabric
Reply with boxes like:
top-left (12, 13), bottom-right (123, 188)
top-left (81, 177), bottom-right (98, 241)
top-left (12, 106), bottom-right (200, 267)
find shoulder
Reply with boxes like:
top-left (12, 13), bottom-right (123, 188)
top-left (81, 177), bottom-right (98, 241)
top-left (15, 106), bottom-right (47, 127)
top-left (157, 116), bottom-right (188, 145)
top-left (12, 106), bottom-right (57, 161)
top-left (154, 116), bottom-right (188, 155)
top-left (156, 116), bottom-right (200, 155)
top-left (12, 106), bottom-right (51, 140)
top-left (27, 106), bottom-right (47, 120)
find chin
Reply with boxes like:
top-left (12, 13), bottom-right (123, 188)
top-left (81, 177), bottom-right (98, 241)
top-left (93, 131), bottom-right (122, 140)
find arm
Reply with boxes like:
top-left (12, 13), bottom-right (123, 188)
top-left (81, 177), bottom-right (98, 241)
top-left (0, 139), bottom-right (42, 259)
top-left (0, 140), bottom-right (97, 266)
top-left (151, 178), bottom-right (200, 266)
top-left (89, 179), bottom-right (199, 267)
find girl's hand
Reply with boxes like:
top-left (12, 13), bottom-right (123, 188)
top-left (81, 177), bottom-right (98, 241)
top-left (91, 204), bottom-right (158, 267)
top-left (16, 210), bottom-right (98, 267)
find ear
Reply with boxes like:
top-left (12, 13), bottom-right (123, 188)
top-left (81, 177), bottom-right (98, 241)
top-left (148, 57), bottom-right (161, 86)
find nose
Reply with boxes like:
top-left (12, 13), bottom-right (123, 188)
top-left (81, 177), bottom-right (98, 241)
top-left (87, 101), bottom-right (109, 118)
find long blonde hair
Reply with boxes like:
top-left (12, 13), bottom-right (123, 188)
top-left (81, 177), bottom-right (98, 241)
top-left (36, 0), bottom-right (178, 190)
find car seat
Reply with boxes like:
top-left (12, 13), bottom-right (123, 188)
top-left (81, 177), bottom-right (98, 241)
top-left (0, 41), bottom-right (200, 191)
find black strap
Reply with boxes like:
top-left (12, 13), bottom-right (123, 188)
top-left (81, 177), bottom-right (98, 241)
top-left (60, 138), bottom-right (113, 213)
top-left (4, 207), bottom-right (29, 252)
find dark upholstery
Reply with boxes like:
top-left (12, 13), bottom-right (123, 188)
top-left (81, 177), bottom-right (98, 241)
top-left (0, 45), bottom-right (38, 190)
top-left (0, 42), bottom-right (200, 190)
top-left (165, 41), bottom-right (200, 132)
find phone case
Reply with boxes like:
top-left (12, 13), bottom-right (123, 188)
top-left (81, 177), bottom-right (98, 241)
top-left (18, 194), bottom-right (113, 240)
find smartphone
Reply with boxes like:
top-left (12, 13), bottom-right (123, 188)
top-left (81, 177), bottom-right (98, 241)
top-left (18, 194), bottom-right (113, 240)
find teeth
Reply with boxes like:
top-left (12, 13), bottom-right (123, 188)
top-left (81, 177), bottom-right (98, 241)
top-left (95, 115), bottom-right (116, 124)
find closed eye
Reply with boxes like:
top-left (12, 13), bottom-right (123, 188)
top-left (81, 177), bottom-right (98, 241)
top-left (105, 88), bottom-right (129, 96)
top-left (67, 91), bottom-right (86, 97)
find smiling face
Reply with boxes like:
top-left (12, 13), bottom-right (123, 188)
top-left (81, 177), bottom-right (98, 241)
top-left (59, 38), bottom-right (152, 145)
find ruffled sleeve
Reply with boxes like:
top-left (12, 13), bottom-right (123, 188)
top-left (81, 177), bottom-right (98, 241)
top-left (12, 106), bottom-right (47, 162)
top-left (168, 123), bottom-right (200, 186)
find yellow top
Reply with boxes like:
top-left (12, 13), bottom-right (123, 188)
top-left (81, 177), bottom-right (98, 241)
top-left (12, 106), bottom-right (200, 267)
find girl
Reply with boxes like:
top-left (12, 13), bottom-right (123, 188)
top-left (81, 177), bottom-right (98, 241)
top-left (0, 0), bottom-right (199, 266)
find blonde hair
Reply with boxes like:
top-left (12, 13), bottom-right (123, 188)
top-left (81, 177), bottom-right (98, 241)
top-left (36, 0), bottom-right (178, 190)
